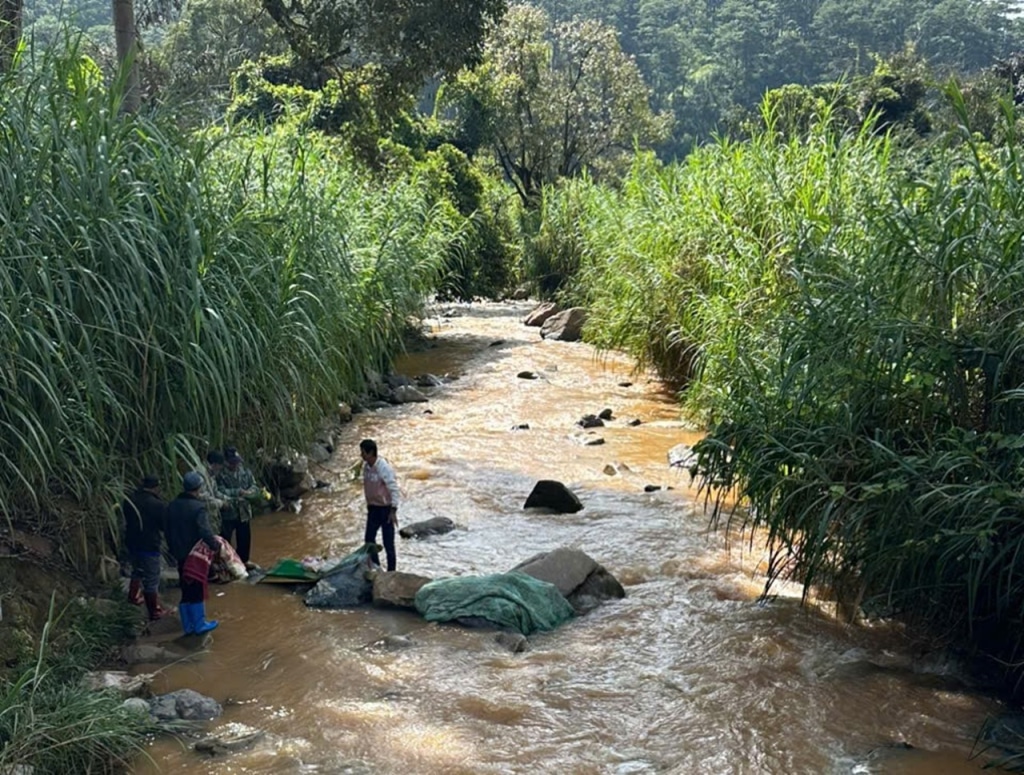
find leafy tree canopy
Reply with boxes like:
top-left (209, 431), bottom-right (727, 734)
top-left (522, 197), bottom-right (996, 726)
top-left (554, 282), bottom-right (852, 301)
top-left (446, 4), bottom-right (669, 205)
top-left (260, 0), bottom-right (507, 107)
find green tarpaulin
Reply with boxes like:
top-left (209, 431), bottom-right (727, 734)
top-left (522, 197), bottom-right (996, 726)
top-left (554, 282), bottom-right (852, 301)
top-left (261, 557), bottom-right (320, 583)
top-left (414, 571), bottom-right (575, 635)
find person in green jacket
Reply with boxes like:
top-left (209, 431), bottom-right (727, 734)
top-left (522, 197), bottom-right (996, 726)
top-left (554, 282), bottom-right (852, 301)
top-left (215, 446), bottom-right (258, 565)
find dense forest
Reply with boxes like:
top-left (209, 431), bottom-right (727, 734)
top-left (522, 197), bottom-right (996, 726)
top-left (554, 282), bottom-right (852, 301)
top-left (21, 0), bottom-right (1024, 152)
top-left (4, 0), bottom-right (1024, 770)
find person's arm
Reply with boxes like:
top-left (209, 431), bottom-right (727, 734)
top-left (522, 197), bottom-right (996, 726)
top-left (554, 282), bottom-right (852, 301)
top-left (199, 478), bottom-right (225, 510)
top-left (378, 459), bottom-right (401, 510)
top-left (196, 505), bottom-right (219, 550)
top-left (240, 467), bottom-right (257, 494)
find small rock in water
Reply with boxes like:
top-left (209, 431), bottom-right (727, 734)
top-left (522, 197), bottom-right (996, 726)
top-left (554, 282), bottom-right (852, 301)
top-left (511, 423), bottom-right (530, 431)
top-left (415, 373), bottom-right (444, 387)
top-left (517, 371), bottom-right (539, 380)
top-left (598, 408), bottom-right (614, 420)
top-left (365, 635), bottom-right (416, 651)
top-left (495, 632), bottom-right (530, 653)
top-left (194, 723), bottom-right (265, 757)
top-left (488, 339), bottom-right (506, 347)
top-left (121, 697), bottom-right (151, 715)
top-left (644, 484), bottom-right (662, 492)
top-left (618, 381), bottom-right (633, 388)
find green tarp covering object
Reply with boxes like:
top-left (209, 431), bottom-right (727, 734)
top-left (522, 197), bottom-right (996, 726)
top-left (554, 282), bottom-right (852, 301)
top-left (261, 557), bottom-right (321, 583)
top-left (414, 571), bottom-right (575, 635)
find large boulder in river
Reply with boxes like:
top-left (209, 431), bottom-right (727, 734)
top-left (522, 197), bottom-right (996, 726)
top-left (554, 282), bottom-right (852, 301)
top-left (523, 480), bottom-right (583, 513)
top-left (524, 302), bottom-right (559, 327)
top-left (373, 572), bottom-right (433, 609)
top-left (512, 548), bottom-right (625, 614)
top-left (399, 516), bottom-right (455, 539)
top-left (540, 308), bottom-right (587, 342)
top-left (667, 443), bottom-right (698, 471)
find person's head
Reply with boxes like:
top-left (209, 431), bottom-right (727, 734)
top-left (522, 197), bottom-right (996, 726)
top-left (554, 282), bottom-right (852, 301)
top-left (141, 474), bottom-right (160, 492)
top-left (182, 471), bottom-right (203, 493)
top-left (224, 446), bottom-right (242, 470)
top-left (359, 439), bottom-right (378, 464)
top-left (206, 449), bottom-right (225, 473)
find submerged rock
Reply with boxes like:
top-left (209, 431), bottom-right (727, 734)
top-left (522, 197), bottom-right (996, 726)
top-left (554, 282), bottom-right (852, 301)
top-left (194, 723), bottom-right (265, 756)
top-left (495, 632), bottom-right (530, 653)
top-left (364, 634), bottom-right (417, 651)
top-left (390, 385), bottom-right (429, 404)
top-left (399, 516), bottom-right (455, 539)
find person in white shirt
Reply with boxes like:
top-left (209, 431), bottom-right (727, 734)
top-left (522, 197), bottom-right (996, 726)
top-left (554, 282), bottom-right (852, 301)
top-left (359, 438), bottom-right (400, 571)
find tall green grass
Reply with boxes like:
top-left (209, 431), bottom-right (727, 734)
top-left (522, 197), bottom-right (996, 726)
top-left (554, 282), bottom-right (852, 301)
top-left (532, 94), bottom-right (1024, 691)
top-left (0, 43), bottom-right (458, 556)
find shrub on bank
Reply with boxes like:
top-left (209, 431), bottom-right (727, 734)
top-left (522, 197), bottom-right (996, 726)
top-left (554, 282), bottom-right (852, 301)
top-left (0, 596), bottom-right (158, 773)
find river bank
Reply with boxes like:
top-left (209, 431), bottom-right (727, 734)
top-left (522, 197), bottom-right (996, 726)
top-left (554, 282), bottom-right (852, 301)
top-left (136, 301), bottom-right (1008, 774)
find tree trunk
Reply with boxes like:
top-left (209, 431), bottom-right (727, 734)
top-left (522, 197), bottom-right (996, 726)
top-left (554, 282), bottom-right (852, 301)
top-left (0, 0), bottom-right (22, 73)
top-left (112, 0), bottom-right (139, 112)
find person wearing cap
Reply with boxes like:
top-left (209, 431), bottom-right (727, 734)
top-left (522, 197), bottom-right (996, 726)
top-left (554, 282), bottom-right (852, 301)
top-left (200, 449), bottom-right (228, 532)
top-left (359, 438), bottom-right (400, 571)
top-left (121, 474), bottom-right (173, 620)
top-left (165, 470), bottom-right (221, 634)
top-left (215, 447), bottom-right (259, 565)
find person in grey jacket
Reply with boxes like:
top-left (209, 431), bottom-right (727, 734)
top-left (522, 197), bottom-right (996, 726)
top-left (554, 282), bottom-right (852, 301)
top-left (216, 447), bottom-right (259, 564)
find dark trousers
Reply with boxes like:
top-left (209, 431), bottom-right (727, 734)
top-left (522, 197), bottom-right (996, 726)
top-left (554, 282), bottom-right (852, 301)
top-left (178, 559), bottom-right (204, 604)
top-left (220, 519), bottom-right (251, 564)
top-left (131, 552), bottom-right (161, 593)
top-left (364, 505), bottom-right (396, 571)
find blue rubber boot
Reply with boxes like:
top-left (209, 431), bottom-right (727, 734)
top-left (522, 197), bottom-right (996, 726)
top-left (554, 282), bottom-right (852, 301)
top-left (192, 602), bottom-right (218, 634)
top-left (179, 603), bottom-right (196, 635)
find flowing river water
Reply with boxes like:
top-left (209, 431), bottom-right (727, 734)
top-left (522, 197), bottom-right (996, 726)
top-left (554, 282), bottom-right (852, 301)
top-left (139, 302), bottom-right (1006, 775)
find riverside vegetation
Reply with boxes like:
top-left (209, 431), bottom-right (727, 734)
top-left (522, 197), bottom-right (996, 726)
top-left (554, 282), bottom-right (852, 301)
top-left (4, 0), bottom-right (1024, 769)
top-left (532, 96), bottom-right (1024, 764)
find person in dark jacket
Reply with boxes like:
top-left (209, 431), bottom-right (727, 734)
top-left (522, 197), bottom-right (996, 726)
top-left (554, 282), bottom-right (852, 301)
top-left (165, 471), bottom-right (220, 635)
top-left (121, 474), bottom-right (173, 620)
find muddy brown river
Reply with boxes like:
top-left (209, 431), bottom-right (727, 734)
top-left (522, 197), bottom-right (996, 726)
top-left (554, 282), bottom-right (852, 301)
top-left (138, 302), bottom-right (1006, 774)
